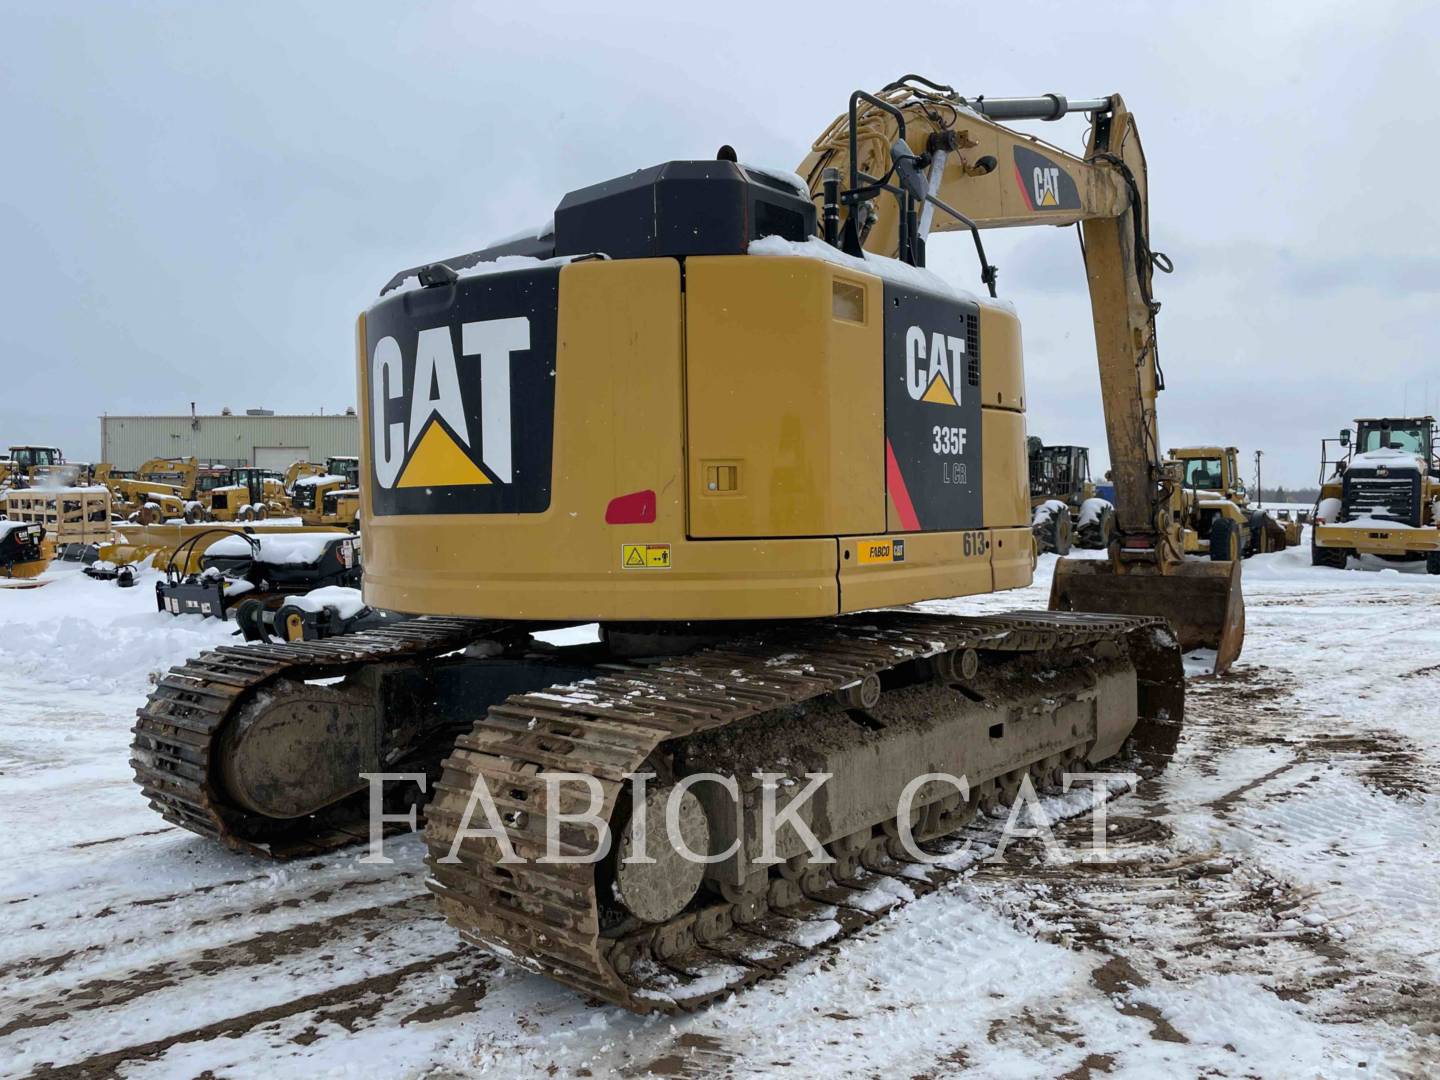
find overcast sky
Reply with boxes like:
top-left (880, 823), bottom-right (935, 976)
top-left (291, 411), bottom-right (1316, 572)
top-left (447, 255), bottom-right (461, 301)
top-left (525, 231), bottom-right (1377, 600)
top-left (3, 0), bottom-right (1436, 488)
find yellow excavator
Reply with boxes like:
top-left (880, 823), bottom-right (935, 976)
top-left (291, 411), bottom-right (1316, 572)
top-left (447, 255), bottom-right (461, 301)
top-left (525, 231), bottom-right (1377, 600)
top-left (132, 77), bottom-right (1242, 1013)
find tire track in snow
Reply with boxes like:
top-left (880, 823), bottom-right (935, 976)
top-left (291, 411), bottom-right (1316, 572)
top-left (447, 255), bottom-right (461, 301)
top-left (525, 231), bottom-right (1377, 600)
top-left (18, 950), bottom-right (471, 1080)
top-left (0, 896), bottom-right (437, 1039)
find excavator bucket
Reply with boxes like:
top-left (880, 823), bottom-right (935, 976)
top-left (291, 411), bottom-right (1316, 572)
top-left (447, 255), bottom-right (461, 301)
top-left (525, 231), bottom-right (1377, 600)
top-left (1049, 555), bottom-right (1245, 674)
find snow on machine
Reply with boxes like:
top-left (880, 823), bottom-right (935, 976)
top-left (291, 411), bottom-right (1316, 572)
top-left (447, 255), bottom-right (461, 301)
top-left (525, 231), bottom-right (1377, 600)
top-left (155, 529), bottom-right (361, 619)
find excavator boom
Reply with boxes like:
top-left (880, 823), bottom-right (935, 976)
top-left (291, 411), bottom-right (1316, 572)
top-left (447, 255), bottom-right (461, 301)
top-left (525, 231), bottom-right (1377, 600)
top-left (800, 79), bottom-right (1243, 669)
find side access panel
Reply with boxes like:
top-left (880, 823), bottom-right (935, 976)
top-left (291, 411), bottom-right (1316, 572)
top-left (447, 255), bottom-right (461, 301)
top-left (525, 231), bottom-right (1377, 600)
top-left (684, 256), bottom-right (885, 538)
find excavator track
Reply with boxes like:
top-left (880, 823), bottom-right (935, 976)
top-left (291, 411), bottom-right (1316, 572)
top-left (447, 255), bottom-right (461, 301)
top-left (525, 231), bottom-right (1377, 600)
top-left (131, 616), bottom-right (504, 858)
top-left (423, 610), bottom-right (1182, 1012)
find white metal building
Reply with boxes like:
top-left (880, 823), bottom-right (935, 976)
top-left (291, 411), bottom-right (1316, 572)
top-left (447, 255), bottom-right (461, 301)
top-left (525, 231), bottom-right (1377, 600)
top-left (99, 409), bottom-right (358, 472)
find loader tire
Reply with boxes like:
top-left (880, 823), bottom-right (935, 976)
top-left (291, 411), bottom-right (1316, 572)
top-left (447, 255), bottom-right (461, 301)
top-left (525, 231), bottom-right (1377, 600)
top-left (1077, 505), bottom-right (1116, 550)
top-left (1427, 551), bottom-right (1440, 576)
top-left (1209, 516), bottom-right (1240, 562)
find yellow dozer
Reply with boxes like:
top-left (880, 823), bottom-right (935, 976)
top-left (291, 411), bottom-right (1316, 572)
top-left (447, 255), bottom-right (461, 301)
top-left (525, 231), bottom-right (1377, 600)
top-left (1312, 417), bottom-right (1440, 573)
top-left (1169, 445), bottom-right (1297, 558)
top-left (133, 77), bottom-right (1243, 1012)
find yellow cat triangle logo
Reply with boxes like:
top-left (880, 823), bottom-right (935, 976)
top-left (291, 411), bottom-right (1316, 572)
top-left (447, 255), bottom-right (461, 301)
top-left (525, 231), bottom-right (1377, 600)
top-left (1040, 189), bottom-right (1058, 207)
top-left (397, 420), bottom-right (492, 488)
top-left (920, 372), bottom-right (958, 406)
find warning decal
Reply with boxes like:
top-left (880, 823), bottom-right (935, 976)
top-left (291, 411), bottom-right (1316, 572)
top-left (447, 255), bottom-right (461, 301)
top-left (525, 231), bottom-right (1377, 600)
top-left (621, 543), bottom-right (672, 569)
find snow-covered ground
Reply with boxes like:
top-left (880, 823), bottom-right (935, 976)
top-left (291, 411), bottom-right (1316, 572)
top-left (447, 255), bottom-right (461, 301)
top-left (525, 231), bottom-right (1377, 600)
top-left (1, 538), bottom-right (1438, 1078)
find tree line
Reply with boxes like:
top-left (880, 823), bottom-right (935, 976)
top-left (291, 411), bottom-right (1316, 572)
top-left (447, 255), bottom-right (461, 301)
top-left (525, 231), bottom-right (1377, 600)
top-left (1257, 486), bottom-right (1320, 506)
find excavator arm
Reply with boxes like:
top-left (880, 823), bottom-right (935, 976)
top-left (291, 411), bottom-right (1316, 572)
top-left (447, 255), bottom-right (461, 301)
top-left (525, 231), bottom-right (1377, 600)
top-left (798, 78), bottom-right (1243, 669)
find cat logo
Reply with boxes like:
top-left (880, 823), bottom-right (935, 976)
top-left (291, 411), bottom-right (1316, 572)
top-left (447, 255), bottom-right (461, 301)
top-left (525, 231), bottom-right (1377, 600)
top-left (1013, 146), bottom-right (1081, 212)
top-left (1033, 166), bottom-right (1061, 207)
top-left (904, 325), bottom-right (964, 407)
top-left (370, 316), bottom-right (529, 491)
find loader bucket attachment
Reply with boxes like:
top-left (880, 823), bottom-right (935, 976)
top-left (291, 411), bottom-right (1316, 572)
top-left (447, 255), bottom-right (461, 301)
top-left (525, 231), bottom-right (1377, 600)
top-left (1049, 555), bottom-right (1244, 674)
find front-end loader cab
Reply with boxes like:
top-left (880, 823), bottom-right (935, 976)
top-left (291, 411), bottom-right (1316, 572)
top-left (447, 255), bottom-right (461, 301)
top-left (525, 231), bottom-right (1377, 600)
top-left (1172, 446), bottom-right (1237, 498)
top-left (9, 446), bottom-right (61, 471)
top-left (325, 456), bottom-right (360, 487)
top-left (1352, 417), bottom-right (1435, 460)
top-left (6, 445), bottom-right (63, 487)
top-left (1167, 445), bottom-right (1285, 559)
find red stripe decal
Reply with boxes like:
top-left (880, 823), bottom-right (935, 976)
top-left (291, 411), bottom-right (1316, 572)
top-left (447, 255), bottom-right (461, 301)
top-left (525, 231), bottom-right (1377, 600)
top-left (1014, 163), bottom-right (1034, 211)
top-left (885, 439), bottom-right (921, 531)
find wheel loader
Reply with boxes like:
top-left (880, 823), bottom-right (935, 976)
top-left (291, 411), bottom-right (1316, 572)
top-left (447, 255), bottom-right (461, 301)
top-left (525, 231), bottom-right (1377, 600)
top-left (1169, 445), bottom-right (1295, 559)
top-left (1311, 416), bottom-right (1440, 573)
top-left (132, 77), bottom-right (1244, 1012)
top-left (1028, 439), bottom-right (1115, 554)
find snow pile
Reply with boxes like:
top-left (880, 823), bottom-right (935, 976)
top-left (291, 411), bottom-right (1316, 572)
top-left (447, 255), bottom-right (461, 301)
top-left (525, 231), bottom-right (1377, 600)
top-left (206, 532), bottom-right (352, 564)
top-left (291, 473), bottom-right (344, 488)
top-left (0, 567), bottom-right (233, 693)
top-left (1077, 497), bottom-right (1111, 527)
top-left (741, 162), bottom-right (809, 196)
top-left (12, 483), bottom-right (110, 495)
top-left (749, 235), bottom-right (1013, 312)
top-left (1329, 515), bottom-right (1415, 530)
top-left (1347, 446), bottom-right (1424, 470)
top-left (1031, 498), bottom-right (1067, 527)
top-left (286, 586), bottom-right (366, 618)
